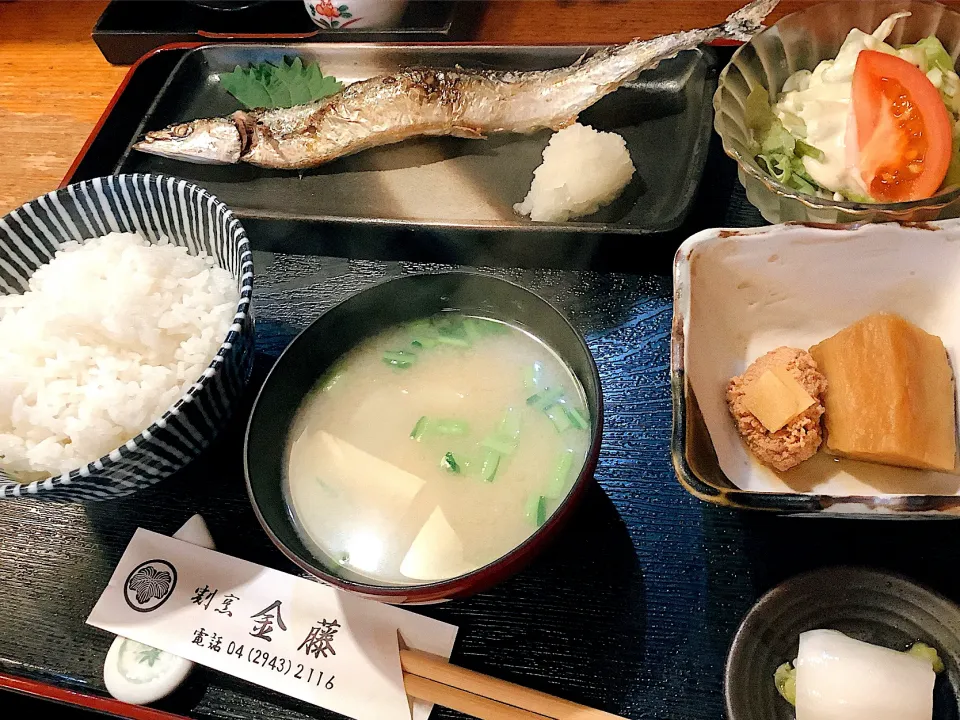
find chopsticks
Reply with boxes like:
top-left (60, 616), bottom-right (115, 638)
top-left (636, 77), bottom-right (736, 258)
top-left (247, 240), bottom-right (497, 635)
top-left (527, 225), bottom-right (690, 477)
top-left (400, 647), bottom-right (627, 720)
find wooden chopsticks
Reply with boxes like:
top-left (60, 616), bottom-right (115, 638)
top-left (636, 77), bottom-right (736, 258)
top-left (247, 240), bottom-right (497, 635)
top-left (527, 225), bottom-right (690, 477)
top-left (400, 647), bottom-right (627, 720)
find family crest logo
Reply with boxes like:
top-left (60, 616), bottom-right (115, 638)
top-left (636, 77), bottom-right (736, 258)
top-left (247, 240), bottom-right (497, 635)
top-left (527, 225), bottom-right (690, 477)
top-left (124, 559), bottom-right (178, 612)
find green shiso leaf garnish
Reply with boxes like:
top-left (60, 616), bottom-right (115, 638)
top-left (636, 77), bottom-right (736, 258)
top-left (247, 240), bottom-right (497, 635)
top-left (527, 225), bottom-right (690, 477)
top-left (219, 57), bottom-right (343, 110)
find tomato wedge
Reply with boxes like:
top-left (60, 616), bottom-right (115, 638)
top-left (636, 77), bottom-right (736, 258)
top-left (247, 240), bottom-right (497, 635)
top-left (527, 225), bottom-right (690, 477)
top-left (852, 49), bottom-right (953, 202)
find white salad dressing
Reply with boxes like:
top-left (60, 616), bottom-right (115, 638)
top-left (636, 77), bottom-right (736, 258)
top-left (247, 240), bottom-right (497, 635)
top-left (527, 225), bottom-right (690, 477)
top-left (773, 13), bottom-right (910, 198)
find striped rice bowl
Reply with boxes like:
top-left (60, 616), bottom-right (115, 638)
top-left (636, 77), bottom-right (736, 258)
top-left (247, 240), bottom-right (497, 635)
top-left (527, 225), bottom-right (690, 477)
top-left (0, 175), bottom-right (254, 501)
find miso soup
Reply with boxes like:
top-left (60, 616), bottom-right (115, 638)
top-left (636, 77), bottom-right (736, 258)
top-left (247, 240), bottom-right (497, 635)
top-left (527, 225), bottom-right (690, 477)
top-left (284, 312), bottom-right (592, 585)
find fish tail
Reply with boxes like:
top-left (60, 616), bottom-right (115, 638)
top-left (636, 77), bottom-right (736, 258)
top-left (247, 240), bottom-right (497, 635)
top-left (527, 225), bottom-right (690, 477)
top-left (721, 0), bottom-right (780, 42)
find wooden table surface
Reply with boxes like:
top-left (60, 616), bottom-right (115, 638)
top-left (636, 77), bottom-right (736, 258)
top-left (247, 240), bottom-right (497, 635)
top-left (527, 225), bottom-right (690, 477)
top-left (5, 0), bottom-right (960, 214)
top-left (0, 0), bottom-right (826, 216)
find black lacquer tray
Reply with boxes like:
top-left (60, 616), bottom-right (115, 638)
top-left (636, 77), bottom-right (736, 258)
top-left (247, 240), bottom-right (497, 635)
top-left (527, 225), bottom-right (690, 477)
top-left (14, 44), bottom-right (960, 720)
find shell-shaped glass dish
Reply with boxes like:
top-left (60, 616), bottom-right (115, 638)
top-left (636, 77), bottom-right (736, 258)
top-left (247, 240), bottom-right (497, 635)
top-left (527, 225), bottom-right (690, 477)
top-left (715, 0), bottom-right (960, 224)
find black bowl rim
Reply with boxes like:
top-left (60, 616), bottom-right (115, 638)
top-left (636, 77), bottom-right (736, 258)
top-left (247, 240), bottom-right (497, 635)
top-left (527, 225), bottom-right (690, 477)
top-left (0, 173), bottom-right (254, 498)
top-left (723, 565), bottom-right (960, 719)
top-left (244, 270), bottom-right (604, 602)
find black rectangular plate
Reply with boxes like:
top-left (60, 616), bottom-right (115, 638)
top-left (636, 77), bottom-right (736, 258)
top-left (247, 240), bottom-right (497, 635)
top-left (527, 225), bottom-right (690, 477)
top-left (65, 46), bottom-right (765, 270)
top-left (93, 0), bottom-right (484, 65)
top-left (97, 43), bottom-right (717, 265)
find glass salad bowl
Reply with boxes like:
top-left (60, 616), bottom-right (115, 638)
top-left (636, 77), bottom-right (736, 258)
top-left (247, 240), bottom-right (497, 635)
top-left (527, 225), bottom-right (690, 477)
top-left (714, 0), bottom-right (960, 224)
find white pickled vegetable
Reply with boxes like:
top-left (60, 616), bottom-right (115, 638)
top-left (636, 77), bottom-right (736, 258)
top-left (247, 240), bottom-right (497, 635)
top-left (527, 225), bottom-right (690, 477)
top-left (795, 629), bottom-right (935, 720)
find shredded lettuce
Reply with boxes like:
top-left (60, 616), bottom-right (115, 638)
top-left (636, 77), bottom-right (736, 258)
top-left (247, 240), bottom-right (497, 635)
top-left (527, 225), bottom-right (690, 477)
top-left (746, 86), bottom-right (825, 195)
top-left (899, 36), bottom-right (960, 117)
top-left (899, 36), bottom-right (955, 75)
top-left (903, 36), bottom-right (960, 190)
top-left (947, 132), bottom-right (960, 189)
top-left (774, 662), bottom-right (797, 706)
top-left (744, 85), bottom-right (775, 135)
top-left (842, 189), bottom-right (874, 204)
top-left (907, 641), bottom-right (945, 673)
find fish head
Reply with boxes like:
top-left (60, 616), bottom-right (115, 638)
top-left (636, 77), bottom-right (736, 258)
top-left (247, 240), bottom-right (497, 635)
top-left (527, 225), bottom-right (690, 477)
top-left (134, 118), bottom-right (242, 165)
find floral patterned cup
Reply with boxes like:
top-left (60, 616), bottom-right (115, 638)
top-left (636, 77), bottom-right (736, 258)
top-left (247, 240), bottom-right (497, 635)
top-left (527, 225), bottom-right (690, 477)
top-left (303, 0), bottom-right (409, 29)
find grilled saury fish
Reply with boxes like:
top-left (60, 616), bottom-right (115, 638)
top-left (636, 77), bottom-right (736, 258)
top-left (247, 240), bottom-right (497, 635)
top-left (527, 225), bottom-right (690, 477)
top-left (135, 0), bottom-right (778, 169)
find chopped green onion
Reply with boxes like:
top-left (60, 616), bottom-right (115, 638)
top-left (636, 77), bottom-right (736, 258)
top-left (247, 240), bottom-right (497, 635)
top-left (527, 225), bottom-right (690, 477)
top-left (432, 314), bottom-right (466, 335)
top-left (409, 320), bottom-right (434, 333)
top-left (523, 362), bottom-right (543, 390)
top-left (440, 452), bottom-right (461, 474)
top-left (464, 317), bottom-right (508, 336)
top-left (563, 405), bottom-right (589, 430)
top-left (320, 370), bottom-right (344, 392)
top-left (545, 404), bottom-right (572, 433)
top-left (315, 477), bottom-right (340, 497)
top-left (481, 434), bottom-right (517, 455)
top-left (498, 408), bottom-right (521, 440)
top-left (526, 386), bottom-right (564, 409)
top-left (480, 448), bottom-right (501, 482)
top-left (410, 416), bottom-right (428, 441)
top-left (463, 318), bottom-right (485, 343)
top-left (525, 494), bottom-right (548, 527)
top-left (383, 349), bottom-right (416, 368)
top-left (479, 318), bottom-right (509, 335)
top-left (795, 139), bottom-right (825, 162)
top-left (408, 320), bottom-right (439, 349)
top-left (436, 334), bottom-right (471, 348)
top-left (434, 419), bottom-right (469, 435)
top-left (546, 450), bottom-right (575, 498)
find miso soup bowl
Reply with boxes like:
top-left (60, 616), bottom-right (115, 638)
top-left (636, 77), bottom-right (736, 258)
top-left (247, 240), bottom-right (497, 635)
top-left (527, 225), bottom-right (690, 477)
top-left (245, 272), bottom-right (603, 604)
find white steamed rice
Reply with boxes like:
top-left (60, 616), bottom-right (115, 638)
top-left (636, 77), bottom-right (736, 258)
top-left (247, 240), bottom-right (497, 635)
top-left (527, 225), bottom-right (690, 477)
top-left (514, 123), bottom-right (636, 223)
top-left (0, 232), bottom-right (238, 476)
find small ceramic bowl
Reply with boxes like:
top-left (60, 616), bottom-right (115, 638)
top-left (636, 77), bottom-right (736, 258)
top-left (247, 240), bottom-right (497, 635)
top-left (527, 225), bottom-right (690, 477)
top-left (714, 0), bottom-right (960, 224)
top-left (186, 0), bottom-right (269, 9)
top-left (725, 566), bottom-right (960, 720)
top-left (0, 175), bottom-right (255, 502)
top-left (672, 219), bottom-right (960, 516)
top-left (303, 0), bottom-right (408, 30)
top-left (245, 271), bottom-right (603, 604)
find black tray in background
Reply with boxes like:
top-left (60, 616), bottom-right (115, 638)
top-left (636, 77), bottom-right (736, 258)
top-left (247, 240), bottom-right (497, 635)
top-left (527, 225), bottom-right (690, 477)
top-left (93, 0), bottom-right (485, 65)
top-left (23, 45), bottom-right (948, 720)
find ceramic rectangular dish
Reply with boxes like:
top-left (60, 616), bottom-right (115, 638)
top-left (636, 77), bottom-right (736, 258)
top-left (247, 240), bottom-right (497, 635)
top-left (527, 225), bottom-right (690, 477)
top-left (105, 42), bottom-right (716, 265)
top-left (671, 220), bottom-right (960, 517)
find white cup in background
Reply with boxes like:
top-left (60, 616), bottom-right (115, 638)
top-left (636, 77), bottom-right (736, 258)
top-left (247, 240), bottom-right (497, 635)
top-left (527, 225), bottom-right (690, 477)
top-left (304, 0), bottom-right (409, 29)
